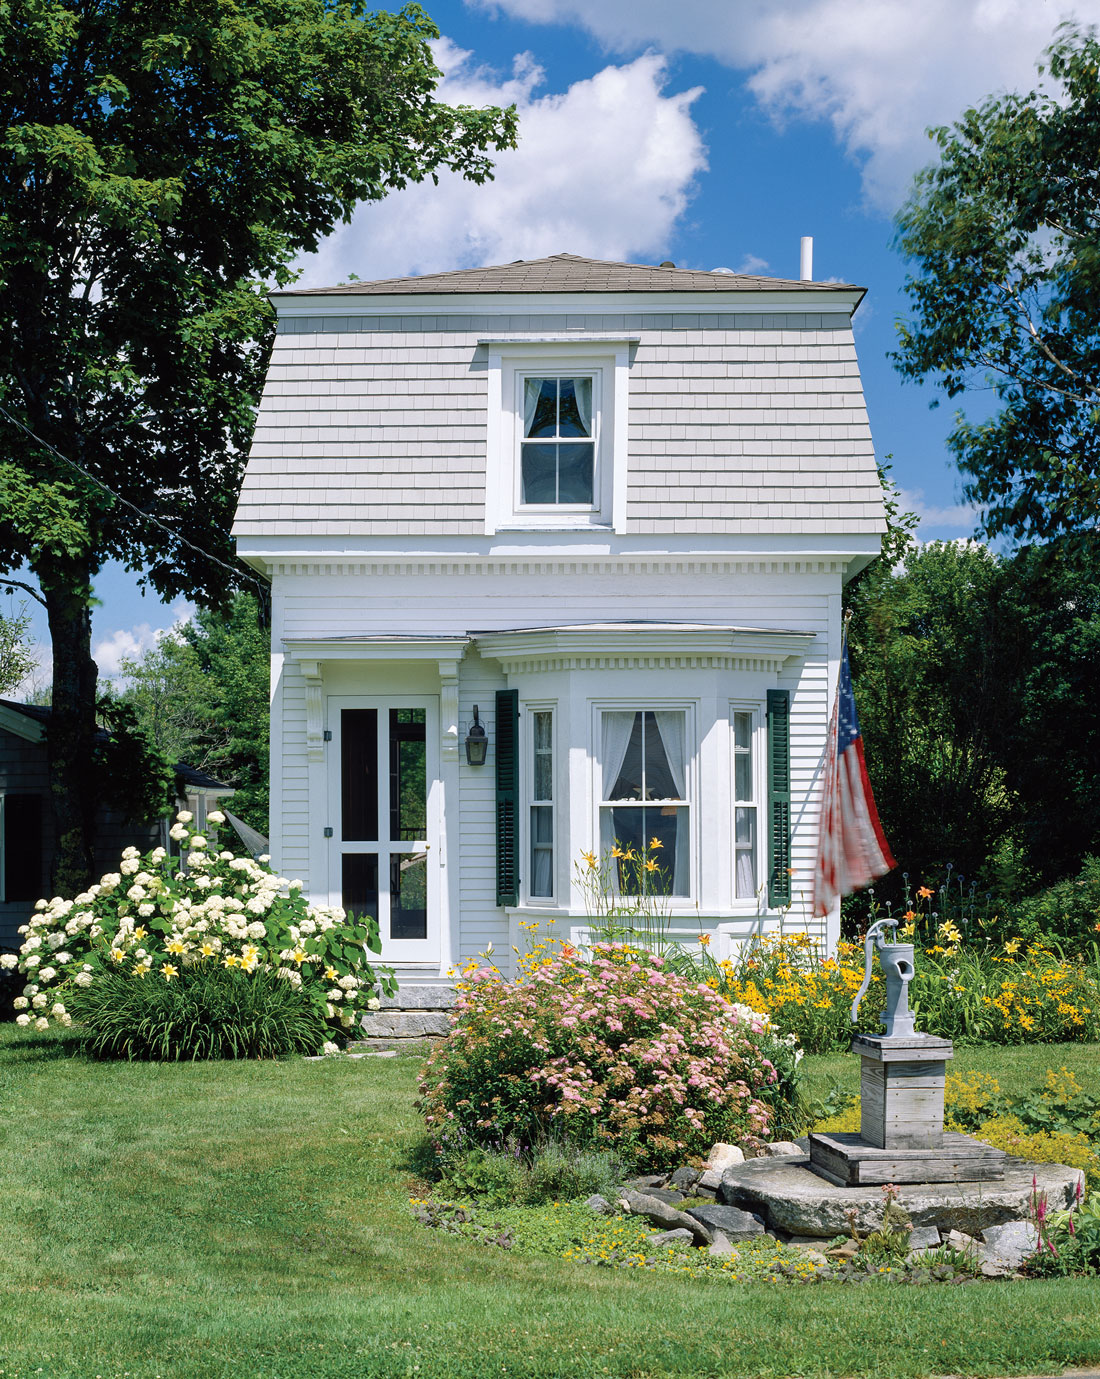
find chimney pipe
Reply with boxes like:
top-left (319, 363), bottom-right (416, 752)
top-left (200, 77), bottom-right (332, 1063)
top-left (800, 236), bottom-right (813, 282)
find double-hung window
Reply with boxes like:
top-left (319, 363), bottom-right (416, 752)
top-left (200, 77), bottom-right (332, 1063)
top-left (732, 709), bottom-right (759, 899)
top-left (520, 376), bottom-right (596, 507)
top-left (528, 709), bottom-right (554, 899)
top-left (599, 709), bottom-right (689, 897)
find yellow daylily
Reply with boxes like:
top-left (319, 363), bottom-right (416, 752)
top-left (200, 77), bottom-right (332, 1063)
top-left (648, 837), bottom-right (664, 850)
top-left (162, 964), bottom-right (179, 981)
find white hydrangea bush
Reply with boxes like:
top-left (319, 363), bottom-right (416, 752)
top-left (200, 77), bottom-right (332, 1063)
top-left (4, 810), bottom-right (396, 1037)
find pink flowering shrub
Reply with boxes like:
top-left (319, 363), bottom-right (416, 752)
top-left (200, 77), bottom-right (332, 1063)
top-left (417, 946), bottom-right (781, 1170)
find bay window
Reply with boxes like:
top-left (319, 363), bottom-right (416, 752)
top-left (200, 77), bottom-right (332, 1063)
top-left (599, 709), bottom-right (689, 897)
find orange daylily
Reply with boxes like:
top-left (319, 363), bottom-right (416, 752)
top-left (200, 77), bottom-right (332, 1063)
top-left (917, 886), bottom-right (934, 900)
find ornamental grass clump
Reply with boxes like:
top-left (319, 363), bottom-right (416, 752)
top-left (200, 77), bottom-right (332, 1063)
top-left (418, 945), bottom-right (780, 1171)
top-left (3, 810), bottom-right (395, 1056)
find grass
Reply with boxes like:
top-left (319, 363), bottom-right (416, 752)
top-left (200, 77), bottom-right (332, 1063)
top-left (1, 1027), bottom-right (1099, 1379)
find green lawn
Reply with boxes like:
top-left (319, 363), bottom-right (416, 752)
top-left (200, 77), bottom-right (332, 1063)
top-left (3, 1027), bottom-right (1100, 1379)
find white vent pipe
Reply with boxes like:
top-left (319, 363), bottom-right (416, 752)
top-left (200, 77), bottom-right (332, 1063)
top-left (800, 236), bottom-right (813, 282)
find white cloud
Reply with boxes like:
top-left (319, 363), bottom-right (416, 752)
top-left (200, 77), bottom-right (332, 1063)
top-left (93, 600), bottom-right (195, 680)
top-left (297, 43), bottom-right (706, 286)
top-left (734, 253), bottom-right (769, 275)
top-left (898, 487), bottom-right (982, 531)
top-left (470, 0), bottom-right (1100, 208)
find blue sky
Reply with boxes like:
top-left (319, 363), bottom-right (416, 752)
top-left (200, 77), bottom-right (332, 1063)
top-left (11, 0), bottom-right (1100, 689)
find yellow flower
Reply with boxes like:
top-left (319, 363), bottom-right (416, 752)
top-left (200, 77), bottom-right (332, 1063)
top-left (698, 933), bottom-right (711, 947)
top-left (325, 966), bottom-right (339, 981)
top-left (644, 858), bottom-right (659, 873)
top-left (110, 947), bottom-right (125, 962)
top-left (611, 846), bottom-right (623, 859)
top-left (917, 886), bottom-right (934, 900)
top-left (200, 941), bottom-right (217, 957)
top-left (133, 961), bottom-right (150, 978)
top-left (162, 963), bottom-right (179, 981)
top-left (132, 926), bottom-right (147, 941)
top-left (291, 947), bottom-right (308, 965)
top-left (648, 836), bottom-right (663, 850)
top-left (166, 939), bottom-right (186, 955)
top-left (223, 953), bottom-right (239, 969)
top-left (1004, 938), bottom-right (1021, 955)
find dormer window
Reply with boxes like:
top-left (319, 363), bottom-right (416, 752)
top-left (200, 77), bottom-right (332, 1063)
top-left (520, 376), bottom-right (596, 507)
top-left (483, 338), bottom-right (636, 534)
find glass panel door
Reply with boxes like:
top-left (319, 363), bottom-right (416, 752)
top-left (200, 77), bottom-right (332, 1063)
top-left (331, 698), bottom-right (438, 964)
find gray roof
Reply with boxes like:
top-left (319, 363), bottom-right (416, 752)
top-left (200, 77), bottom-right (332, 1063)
top-left (277, 252), bottom-right (861, 298)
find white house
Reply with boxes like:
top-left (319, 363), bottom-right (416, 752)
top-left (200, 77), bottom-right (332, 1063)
top-left (231, 253), bottom-right (886, 987)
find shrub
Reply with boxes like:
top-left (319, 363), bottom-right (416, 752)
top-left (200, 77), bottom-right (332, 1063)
top-left (418, 946), bottom-right (784, 1171)
top-left (69, 962), bottom-right (330, 1060)
top-left (974, 1115), bottom-right (1098, 1188)
top-left (4, 809), bottom-right (395, 1050)
top-left (436, 1140), bottom-right (629, 1206)
top-left (998, 855), bottom-right (1100, 953)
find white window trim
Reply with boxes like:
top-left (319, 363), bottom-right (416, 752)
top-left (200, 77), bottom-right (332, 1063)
top-left (485, 340), bottom-right (631, 535)
top-left (729, 701), bottom-right (766, 910)
top-left (590, 700), bottom-right (697, 907)
top-left (523, 702), bottom-right (557, 905)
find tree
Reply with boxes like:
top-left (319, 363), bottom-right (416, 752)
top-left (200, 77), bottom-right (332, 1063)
top-left (118, 593), bottom-right (271, 832)
top-left (0, 596), bottom-right (35, 695)
top-left (892, 25), bottom-right (1100, 544)
top-left (0, 2), bottom-right (516, 890)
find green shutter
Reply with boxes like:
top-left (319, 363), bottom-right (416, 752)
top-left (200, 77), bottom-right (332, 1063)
top-left (767, 690), bottom-right (792, 908)
top-left (495, 689), bottom-right (519, 906)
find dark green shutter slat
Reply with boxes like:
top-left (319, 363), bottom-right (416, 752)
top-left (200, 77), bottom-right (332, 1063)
top-left (495, 689), bottom-right (519, 906)
top-left (766, 690), bottom-right (791, 908)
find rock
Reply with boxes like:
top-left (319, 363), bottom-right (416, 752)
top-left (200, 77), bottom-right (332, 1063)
top-left (643, 1187), bottom-right (686, 1205)
top-left (621, 1190), bottom-right (713, 1246)
top-left (798, 1248), bottom-right (830, 1267)
top-left (647, 1228), bottom-right (694, 1248)
top-left (717, 1155), bottom-right (1084, 1238)
top-left (669, 1166), bottom-right (701, 1190)
top-left (786, 1234), bottom-right (834, 1248)
top-left (908, 1225), bottom-right (941, 1251)
top-left (685, 1203), bottom-right (766, 1240)
top-left (708, 1230), bottom-right (735, 1257)
top-left (826, 1239), bottom-right (860, 1260)
top-left (980, 1220), bottom-right (1038, 1268)
top-left (624, 1174), bottom-right (666, 1190)
top-left (357, 1010), bottom-right (450, 1039)
top-left (979, 1256), bottom-right (1017, 1278)
top-left (585, 1194), bottom-right (614, 1215)
top-left (705, 1143), bottom-right (745, 1171)
top-left (697, 1169), bottom-right (723, 1193)
top-left (377, 985), bottom-right (456, 1011)
top-left (761, 1141), bottom-right (803, 1157)
top-left (946, 1229), bottom-right (980, 1254)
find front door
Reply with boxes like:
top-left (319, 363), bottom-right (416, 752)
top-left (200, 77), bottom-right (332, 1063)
top-left (330, 697), bottom-right (439, 965)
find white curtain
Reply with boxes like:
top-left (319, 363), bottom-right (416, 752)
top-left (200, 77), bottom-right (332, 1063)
top-left (599, 711), bottom-right (637, 874)
top-left (572, 377), bottom-right (593, 436)
top-left (654, 711), bottom-right (689, 895)
top-left (531, 808), bottom-right (553, 897)
top-left (523, 378), bottom-right (542, 437)
top-left (735, 808), bottom-right (757, 899)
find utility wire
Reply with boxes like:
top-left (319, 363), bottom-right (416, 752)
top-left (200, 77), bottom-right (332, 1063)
top-left (0, 402), bottom-right (271, 611)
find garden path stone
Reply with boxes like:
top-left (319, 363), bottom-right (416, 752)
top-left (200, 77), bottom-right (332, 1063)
top-left (717, 1155), bottom-right (1084, 1237)
top-left (685, 1203), bottom-right (766, 1240)
top-left (621, 1190), bottom-right (713, 1245)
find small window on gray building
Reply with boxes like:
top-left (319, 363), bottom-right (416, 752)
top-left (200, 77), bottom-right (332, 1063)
top-left (2, 793), bottom-right (43, 904)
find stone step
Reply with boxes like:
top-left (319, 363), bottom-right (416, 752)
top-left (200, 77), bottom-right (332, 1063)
top-left (359, 1009), bottom-right (451, 1039)
top-left (345, 1036), bottom-right (439, 1053)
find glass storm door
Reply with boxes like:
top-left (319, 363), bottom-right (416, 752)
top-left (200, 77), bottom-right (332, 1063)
top-left (331, 698), bottom-right (439, 964)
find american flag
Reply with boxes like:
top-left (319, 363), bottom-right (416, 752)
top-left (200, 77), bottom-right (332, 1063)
top-left (813, 642), bottom-right (895, 917)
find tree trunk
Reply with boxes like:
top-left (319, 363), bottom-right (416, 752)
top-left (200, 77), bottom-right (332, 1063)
top-left (38, 553), bottom-right (98, 895)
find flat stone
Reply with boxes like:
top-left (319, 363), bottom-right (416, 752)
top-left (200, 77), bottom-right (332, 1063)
top-left (585, 1194), bottom-right (613, 1215)
top-left (697, 1169), bottom-right (723, 1192)
top-left (908, 1225), bottom-right (941, 1251)
top-left (708, 1230), bottom-right (735, 1257)
top-left (762, 1141), bottom-right (803, 1157)
top-left (717, 1155), bottom-right (1084, 1238)
top-left (357, 1010), bottom-right (451, 1038)
top-left (685, 1202), bottom-right (766, 1240)
top-left (643, 1187), bottom-right (685, 1205)
top-left (669, 1166), bottom-right (701, 1190)
top-left (946, 1229), bottom-right (980, 1253)
top-left (705, 1143), bottom-right (745, 1171)
top-left (647, 1228), bottom-right (694, 1248)
top-left (622, 1190), bottom-right (713, 1246)
top-left (980, 1219), bottom-right (1038, 1268)
top-left (376, 985), bottom-right (456, 1010)
top-left (787, 1233), bottom-right (835, 1247)
top-left (623, 1174), bottom-right (666, 1190)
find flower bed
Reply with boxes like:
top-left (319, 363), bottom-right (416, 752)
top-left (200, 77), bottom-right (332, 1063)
top-left (418, 946), bottom-right (790, 1170)
top-left (2, 811), bottom-right (394, 1055)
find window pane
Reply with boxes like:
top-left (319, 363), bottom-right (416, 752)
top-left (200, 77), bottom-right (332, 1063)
top-left (735, 808), bottom-right (757, 899)
top-left (3, 793), bottom-right (42, 903)
top-left (735, 753), bottom-right (753, 802)
top-left (734, 711), bottom-right (752, 751)
top-left (608, 712), bottom-right (644, 800)
top-left (606, 805), bottom-right (688, 896)
top-left (342, 852), bottom-right (378, 925)
top-left (391, 853), bottom-right (428, 940)
top-left (530, 805), bottom-right (553, 897)
top-left (644, 711), bottom-right (682, 800)
top-left (534, 709), bottom-right (552, 752)
top-left (341, 709), bottom-right (378, 841)
top-left (525, 378), bottom-right (558, 438)
top-left (556, 443), bottom-right (594, 503)
top-left (533, 711), bottom-right (552, 801)
top-left (521, 444), bottom-right (557, 503)
top-left (557, 378), bottom-right (592, 438)
top-left (389, 708), bottom-right (426, 842)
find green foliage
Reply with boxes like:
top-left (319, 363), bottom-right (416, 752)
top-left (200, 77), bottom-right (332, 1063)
top-left (0, 596), bottom-right (34, 694)
top-left (69, 961), bottom-right (329, 1060)
top-left (435, 1140), bottom-right (630, 1207)
top-left (0, 0), bottom-right (517, 887)
top-left (846, 538), bottom-right (1100, 906)
top-left (119, 592), bottom-right (270, 830)
top-left (93, 694), bottom-right (177, 825)
top-left (892, 24), bottom-right (1100, 544)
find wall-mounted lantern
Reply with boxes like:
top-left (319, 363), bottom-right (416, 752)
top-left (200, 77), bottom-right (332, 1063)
top-left (465, 705), bottom-right (488, 766)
